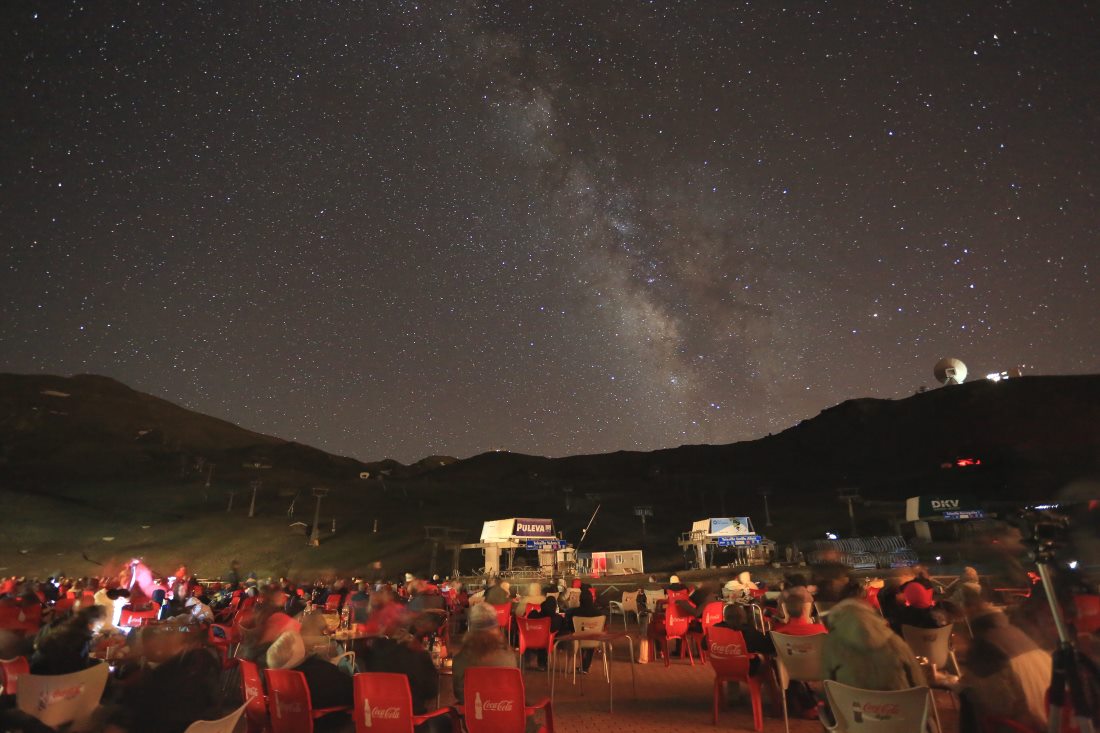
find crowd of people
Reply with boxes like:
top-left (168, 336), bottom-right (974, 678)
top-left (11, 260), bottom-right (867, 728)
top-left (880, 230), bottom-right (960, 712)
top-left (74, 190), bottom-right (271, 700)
top-left (0, 559), bottom-right (1097, 733)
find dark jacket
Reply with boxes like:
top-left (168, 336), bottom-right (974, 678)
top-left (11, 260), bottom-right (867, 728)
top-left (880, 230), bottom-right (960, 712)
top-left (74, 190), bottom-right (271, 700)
top-left (118, 648), bottom-right (222, 733)
top-left (362, 637), bottom-right (439, 715)
top-left (528, 599), bottom-right (564, 634)
top-left (893, 604), bottom-right (950, 633)
top-left (297, 655), bottom-right (354, 711)
top-left (30, 623), bottom-right (96, 675)
top-left (714, 621), bottom-right (775, 656)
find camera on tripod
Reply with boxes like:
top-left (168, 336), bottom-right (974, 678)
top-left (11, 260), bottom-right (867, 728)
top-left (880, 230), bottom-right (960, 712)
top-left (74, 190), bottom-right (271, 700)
top-left (1016, 504), bottom-right (1074, 565)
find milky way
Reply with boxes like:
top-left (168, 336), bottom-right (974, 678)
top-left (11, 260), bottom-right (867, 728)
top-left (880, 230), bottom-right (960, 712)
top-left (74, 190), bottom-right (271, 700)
top-left (2, 2), bottom-right (1098, 462)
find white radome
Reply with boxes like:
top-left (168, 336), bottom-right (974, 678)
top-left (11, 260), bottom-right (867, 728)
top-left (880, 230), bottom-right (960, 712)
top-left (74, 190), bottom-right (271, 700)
top-left (934, 357), bottom-right (967, 385)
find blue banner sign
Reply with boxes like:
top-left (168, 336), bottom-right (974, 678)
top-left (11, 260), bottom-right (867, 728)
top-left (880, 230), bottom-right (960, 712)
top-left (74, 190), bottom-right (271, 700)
top-left (525, 539), bottom-right (563, 550)
top-left (943, 510), bottom-right (985, 520)
top-left (716, 535), bottom-right (761, 547)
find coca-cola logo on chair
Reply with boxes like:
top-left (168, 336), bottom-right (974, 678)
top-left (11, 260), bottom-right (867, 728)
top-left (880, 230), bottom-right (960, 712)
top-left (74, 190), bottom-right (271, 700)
top-left (859, 701), bottom-right (902, 720)
top-left (710, 643), bottom-right (744, 657)
top-left (482, 698), bottom-right (515, 712)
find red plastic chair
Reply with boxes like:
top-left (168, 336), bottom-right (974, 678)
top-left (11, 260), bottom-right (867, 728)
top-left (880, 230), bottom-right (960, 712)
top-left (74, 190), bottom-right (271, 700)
top-left (352, 672), bottom-right (456, 733)
top-left (52, 597), bottom-right (77, 617)
top-left (325, 595), bottom-right (342, 612)
top-left (983, 717), bottom-right (1044, 733)
top-left (458, 667), bottom-right (553, 733)
top-left (653, 605), bottom-right (696, 667)
top-left (707, 627), bottom-right (765, 731)
top-left (1074, 594), bottom-right (1100, 634)
top-left (208, 623), bottom-right (241, 670)
top-left (667, 589), bottom-right (691, 605)
top-left (515, 617), bottom-right (556, 680)
top-left (0, 604), bottom-right (41, 635)
top-left (215, 594), bottom-right (242, 623)
top-left (692, 601), bottom-right (727, 662)
top-left (491, 603), bottom-right (513, 640)
top-left (119, 606), bottom-right (158, 628)
top-left (238, 659), bottom-right (269, 733)
top-left (0, 656), bottom-right (29, 696)
top-left (264, 668), bottom-right (352, 733)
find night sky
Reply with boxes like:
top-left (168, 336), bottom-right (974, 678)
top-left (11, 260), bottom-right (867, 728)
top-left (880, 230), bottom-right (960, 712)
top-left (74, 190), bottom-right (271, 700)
top-left (3, 2), bottom-right (1098, 463)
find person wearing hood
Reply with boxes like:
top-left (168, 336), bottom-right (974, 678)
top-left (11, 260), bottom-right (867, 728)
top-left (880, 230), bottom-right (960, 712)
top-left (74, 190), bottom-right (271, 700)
top-left (666, 575), bottom-right (689, 594)
top-left (821, 598), bottom-right (924, 691)
top-left (266, 630), bottom-right (352, 730)
top-left (184, 595), bottom-right (214, 623)
top-left (947, 567), bottom-right (982, 607)
top-left (565, 584), bottom-right (602, 673)
top-left (725, 570), bottom-right (759, 601)
top-left (892, 582), bottom-right (950, 633)
top-left (30, 604), bottom-right (107, 675)
top-left (361, 614), bottom-right (439, 719)
top-left (515, 582), bottom-right (546, 617)
top-left (525, 596), bottom-right (564, 670)
top-left (484, 578), bottom-right (511, 606)
top-left (451, 602), bottom-right (518, 704)
top-left (955, 585), bottom-right (1049, 733)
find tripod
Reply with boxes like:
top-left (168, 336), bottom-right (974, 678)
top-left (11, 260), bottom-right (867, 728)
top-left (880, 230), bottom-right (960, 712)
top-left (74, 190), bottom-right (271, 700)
top-left (1034, 560), bottom-right (1098, 733)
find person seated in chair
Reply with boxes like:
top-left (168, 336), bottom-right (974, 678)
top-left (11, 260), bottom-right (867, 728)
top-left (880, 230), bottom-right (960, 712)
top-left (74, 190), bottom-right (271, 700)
top-left (266, 630), bottom-right (352, 731)
top-left (564, 584), bottom-right (601, 673)
top-left (771, 588), bottom-right (826, 636)
top-left (525, 597), bottom-right (563, 670)
top-left (451, 603), bottom-right (518, 704)
top-left (714, 603), bottom-right (774, 670)
top-left (892, 582), bottom-right (950, 633)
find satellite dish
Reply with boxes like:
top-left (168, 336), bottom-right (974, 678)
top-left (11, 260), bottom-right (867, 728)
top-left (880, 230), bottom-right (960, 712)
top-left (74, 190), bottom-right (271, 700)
top-left (934, 357), bottom-right (967, 385)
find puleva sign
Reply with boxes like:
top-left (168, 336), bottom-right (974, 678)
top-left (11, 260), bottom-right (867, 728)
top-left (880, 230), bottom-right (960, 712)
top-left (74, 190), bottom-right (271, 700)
top-left (513, 518), bottom-right (553, 537)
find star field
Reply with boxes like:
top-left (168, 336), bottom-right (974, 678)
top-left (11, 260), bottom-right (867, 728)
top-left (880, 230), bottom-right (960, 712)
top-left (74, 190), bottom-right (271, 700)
top-left (2, 1), bottom-right (1098, 462)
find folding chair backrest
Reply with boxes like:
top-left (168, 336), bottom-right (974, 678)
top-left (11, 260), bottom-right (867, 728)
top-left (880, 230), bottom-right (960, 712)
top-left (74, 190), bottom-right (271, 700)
top-left (15, 662), bottom-right (109, 729)
top-left (707, 626), bottom-right (753, 679)
top-left (823, 680), bottom-right (930, 733)
top-left (0, 656), bottom-right (29, 696)
top-left (353, 672), bottom-right (416, 733)
top-left (517, 617), bottom-right (551, 649)
top-left (900, 625), bottom-right (951, 669)
top-left (265, 667), bottom-right (316, 733)
top-left (238, 658), bottom-right (268, 733)
top-left (572, 615), bottom-right (605, 649)
top-left (183, 698), bottom-right (252, 733)
top-left (621, 591), bottom-right (640, 612)
top-left (464, 666), bottom-right (529, 733)
top-left (770, 631), bottom-right (827, 689)
top-left (643, 589), bottom-right (664, 609)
